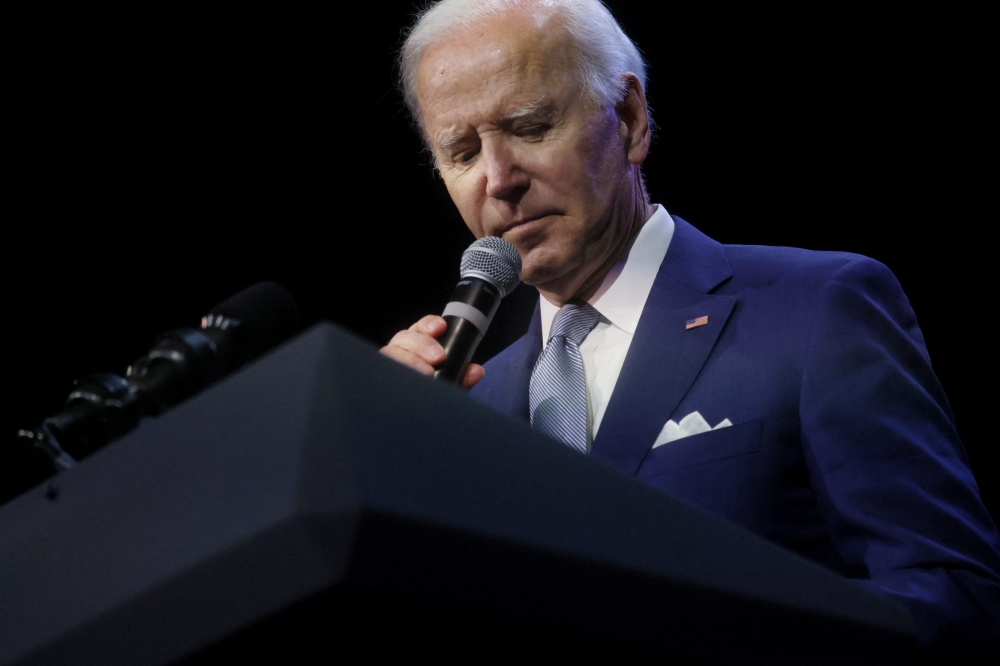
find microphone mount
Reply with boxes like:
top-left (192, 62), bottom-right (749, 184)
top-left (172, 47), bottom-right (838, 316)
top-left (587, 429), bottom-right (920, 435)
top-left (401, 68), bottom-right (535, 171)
top-left (11, 283), bottom-right (298, 491)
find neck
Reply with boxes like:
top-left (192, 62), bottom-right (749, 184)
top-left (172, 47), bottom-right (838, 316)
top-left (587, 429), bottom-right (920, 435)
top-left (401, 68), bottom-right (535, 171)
top-left (536, 166), bottom-right (653, 307)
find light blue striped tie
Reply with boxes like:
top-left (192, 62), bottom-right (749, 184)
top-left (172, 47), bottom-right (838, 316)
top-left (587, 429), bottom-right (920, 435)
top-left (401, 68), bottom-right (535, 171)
top-left (529, 302), bottom-right (601, 453)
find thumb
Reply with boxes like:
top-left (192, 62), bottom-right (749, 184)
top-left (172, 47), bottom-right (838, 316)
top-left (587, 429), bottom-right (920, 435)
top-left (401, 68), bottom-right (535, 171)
top-left (460, 363), bottom-right (485, 390)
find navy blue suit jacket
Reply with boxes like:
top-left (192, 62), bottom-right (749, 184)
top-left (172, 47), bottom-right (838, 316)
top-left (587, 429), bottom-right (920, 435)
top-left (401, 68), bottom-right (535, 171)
top-left (470, 217), bottom-right (1000, 658)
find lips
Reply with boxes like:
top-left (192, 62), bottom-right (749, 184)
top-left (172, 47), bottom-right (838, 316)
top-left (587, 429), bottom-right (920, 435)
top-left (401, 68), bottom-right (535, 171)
top-left (497, 212), bottom-right (557, 236)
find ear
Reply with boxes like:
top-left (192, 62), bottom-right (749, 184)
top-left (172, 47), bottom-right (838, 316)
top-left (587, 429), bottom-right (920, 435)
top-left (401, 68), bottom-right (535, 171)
top-left (616, 73), bottom-right (651, 165)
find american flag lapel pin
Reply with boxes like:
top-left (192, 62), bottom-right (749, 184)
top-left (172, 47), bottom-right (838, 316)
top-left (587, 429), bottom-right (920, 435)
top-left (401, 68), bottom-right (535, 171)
top-left (685, 315), bottom-right (709, 330)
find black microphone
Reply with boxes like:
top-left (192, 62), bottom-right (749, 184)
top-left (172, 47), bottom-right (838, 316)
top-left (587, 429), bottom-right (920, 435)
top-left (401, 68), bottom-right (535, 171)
top-left (435, 237), bottom-right (522, 383)
top-left (23, 282), bottom-right (300, 466)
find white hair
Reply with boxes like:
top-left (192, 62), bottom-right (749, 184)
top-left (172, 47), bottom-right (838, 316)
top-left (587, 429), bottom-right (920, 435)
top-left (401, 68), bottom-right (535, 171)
top-left (399, 0), bottom-right (649, 135)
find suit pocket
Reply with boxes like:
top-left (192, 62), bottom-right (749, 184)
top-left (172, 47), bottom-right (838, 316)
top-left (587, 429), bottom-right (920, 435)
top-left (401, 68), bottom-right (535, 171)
top-left (638, 419), bottom-right (763, 479)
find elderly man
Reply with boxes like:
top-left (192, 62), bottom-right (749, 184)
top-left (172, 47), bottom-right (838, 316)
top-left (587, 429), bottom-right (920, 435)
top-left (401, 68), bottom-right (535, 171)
top-left (381, 0), bottom-right (1000, 659)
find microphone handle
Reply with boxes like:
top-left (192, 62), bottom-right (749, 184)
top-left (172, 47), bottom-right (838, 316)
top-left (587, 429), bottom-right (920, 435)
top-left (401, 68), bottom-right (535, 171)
top-left (434, 277), bottom-right (501, 384)
top-left (435, 317), bottom-right (482, 383)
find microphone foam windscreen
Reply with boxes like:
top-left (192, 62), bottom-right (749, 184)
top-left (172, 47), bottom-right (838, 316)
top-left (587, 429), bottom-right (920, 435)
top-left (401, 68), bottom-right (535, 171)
top-left (460, 237), bottom-right (522, 297)
top-left (208, 282), bottom-right (300, 361)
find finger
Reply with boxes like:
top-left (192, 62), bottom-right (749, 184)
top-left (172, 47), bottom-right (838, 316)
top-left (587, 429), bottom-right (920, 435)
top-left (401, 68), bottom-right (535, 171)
top-left (379, 345), bottom-right (436, 376)
top-left (388, 329), bottom-right (446, 365)
top-left (460, 363), bottom-right (485, 390)
top-left (410, 315), bottom-right (447, 337)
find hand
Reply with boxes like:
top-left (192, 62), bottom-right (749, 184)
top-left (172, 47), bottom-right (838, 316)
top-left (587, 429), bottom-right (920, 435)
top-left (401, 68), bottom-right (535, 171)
top-left (380, 315), bottom-right (485, 390)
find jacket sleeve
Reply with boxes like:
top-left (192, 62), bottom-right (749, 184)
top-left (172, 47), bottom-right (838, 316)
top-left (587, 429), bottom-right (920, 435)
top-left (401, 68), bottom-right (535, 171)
top-left (799, 256), bottom-right (1000, 661)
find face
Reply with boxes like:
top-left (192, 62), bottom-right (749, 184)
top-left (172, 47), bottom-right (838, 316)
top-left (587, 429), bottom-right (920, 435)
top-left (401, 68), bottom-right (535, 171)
top-left (415, 10), bottom-right (641, 295)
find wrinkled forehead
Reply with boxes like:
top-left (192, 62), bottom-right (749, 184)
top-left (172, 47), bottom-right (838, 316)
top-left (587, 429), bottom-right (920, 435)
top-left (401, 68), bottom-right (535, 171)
top-left (415, 10), bottom-right (582, 133)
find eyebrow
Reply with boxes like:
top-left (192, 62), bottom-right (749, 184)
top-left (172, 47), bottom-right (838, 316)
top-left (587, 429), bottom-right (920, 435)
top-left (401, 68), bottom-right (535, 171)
top-left (436, 102), bottom-right (556, 150)
top-left (438, 133), bottom-right (467, 149)
top-left (502, 102), bottom-right (550, 121)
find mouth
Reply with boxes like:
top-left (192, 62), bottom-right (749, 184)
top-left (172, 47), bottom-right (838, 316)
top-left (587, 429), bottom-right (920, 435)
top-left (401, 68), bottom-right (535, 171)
top-left (497, 212), bottom-right (558, 237)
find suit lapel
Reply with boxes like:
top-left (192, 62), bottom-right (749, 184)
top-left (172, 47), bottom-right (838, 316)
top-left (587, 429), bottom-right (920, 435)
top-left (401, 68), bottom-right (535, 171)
top-left (482, 303), bottom-right (542, 422)
top-left (590, 217), bottom-right (737, 476)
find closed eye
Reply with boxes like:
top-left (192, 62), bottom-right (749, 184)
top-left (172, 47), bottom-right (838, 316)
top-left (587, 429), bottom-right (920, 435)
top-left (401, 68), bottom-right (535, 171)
top-left (457, 147), bottom-right (480, 163)
top-left (515, 124), bottom-right (549, 139)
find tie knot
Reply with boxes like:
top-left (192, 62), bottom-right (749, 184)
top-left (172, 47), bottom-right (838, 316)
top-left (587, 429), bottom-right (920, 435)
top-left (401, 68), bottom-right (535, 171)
top-left (549, 302), bottom-right (601, 345)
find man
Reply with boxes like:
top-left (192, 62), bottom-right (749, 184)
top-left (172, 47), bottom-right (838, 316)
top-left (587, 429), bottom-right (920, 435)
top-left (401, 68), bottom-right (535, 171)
top-left (381, 0), bottom-right (1000, 659)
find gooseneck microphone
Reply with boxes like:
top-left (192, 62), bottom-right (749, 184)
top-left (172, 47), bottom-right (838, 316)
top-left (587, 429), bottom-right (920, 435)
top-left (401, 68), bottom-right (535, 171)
top-left (435, 237), bottom-right (522, 383)
top-left (19, 282), bottom-right (300, 473)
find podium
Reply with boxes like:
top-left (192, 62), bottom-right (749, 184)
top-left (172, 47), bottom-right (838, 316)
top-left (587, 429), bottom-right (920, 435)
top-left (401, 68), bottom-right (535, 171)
top-left (0, 324), bottom-right (915, 665)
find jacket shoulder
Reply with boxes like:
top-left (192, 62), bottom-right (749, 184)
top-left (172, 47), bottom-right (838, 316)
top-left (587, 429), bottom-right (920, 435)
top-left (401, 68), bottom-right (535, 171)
top-left (717, 245), bottom-right (918, 322)
top-left (721, 243), bottom-right (895, 287)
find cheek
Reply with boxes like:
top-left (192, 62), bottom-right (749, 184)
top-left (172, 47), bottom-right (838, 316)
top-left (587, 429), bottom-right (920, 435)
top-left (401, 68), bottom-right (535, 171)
top-left (524, 128), bottom-right (616, 204)
top-left (522, 143), bottom-right (589, 201)
top-left (587, 122), bottom-right (626, 189)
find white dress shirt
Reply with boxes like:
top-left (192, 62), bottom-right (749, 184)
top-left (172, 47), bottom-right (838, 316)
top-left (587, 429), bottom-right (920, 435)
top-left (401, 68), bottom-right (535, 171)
top-left (539, 204), bottom-right (675, 447)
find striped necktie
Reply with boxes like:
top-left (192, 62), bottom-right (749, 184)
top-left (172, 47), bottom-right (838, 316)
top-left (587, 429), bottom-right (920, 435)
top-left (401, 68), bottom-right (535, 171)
top-left (529, 302), bottom-right (601, 453)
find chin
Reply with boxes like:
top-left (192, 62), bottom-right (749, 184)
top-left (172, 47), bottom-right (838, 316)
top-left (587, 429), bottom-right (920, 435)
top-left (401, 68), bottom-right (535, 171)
top-left (517, 257), bottom-right (549, 286)
top-left (518, 250), bottom-right (569, 288)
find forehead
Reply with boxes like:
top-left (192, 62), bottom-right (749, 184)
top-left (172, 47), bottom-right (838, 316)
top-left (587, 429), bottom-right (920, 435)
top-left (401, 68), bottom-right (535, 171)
top-left (415, 11), bottom-right (581, 136)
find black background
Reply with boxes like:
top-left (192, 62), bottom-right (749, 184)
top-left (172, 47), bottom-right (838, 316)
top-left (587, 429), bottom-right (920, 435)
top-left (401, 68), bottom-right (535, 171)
top-left (5, 3), bottom-right (994, 519)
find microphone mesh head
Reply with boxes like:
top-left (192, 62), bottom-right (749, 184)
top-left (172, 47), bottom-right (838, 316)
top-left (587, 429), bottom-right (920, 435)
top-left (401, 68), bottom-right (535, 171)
top-left (460, 236), bottom-right (522, 297)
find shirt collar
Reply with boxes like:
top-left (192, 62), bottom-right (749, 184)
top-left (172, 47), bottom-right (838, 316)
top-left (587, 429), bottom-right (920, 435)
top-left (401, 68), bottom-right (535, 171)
top-left (540, 204), bottom-right (675, 344)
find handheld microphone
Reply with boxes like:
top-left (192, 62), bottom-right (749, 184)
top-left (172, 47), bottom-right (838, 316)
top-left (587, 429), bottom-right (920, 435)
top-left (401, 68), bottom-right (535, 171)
top-left (435, 237), bottom-right (522, 383)
top-left (24, 282), bottom-right (300, 466)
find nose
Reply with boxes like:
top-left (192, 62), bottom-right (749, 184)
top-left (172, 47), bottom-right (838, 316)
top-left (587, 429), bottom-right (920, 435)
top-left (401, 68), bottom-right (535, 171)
top-left (482, 139), bottom-right (528, 202)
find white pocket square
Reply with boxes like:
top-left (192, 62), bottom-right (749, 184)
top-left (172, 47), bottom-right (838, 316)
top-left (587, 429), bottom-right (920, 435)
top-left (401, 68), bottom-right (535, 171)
top-left (652, 411), bottom-right (732, 448)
